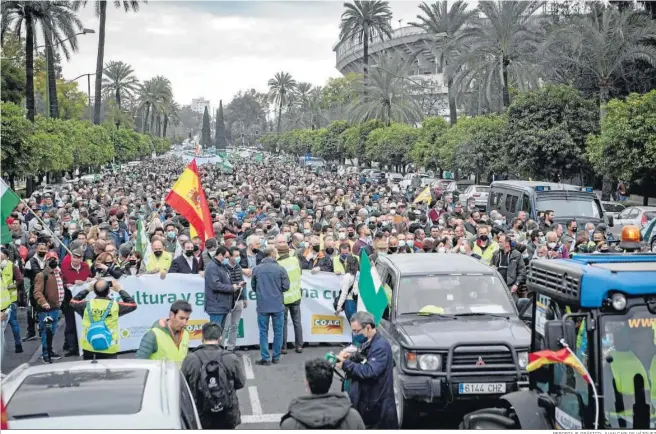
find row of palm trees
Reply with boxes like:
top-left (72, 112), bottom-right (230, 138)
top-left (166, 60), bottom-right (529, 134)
top-left (334, 0), bottom-right (656, 125)
top-left (267, 72), bottom-right (326, 133)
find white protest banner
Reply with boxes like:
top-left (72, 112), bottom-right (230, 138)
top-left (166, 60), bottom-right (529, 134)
top-left (72, 271), bottom-right (352, 352)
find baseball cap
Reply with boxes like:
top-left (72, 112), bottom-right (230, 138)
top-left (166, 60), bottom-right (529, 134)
top-left (45, 251), bottom-right (59, 260)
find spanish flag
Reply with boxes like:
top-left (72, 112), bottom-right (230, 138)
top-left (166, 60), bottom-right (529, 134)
top-left (527, 348), bottom-right (591, 384)
top-left (413, 186), bottom-right (432, 204)
top-left (165, 159), bottom-right (214, 244)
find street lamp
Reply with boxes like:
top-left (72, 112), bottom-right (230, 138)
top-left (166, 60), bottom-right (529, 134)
top-left (68, 65), bottom-right (110, 121)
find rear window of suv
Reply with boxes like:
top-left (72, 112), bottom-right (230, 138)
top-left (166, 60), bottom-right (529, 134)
top-left (7, 369), bottom-right (148, 419)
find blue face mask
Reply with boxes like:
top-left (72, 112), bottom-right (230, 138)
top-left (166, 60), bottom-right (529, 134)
top-left (222, 258), bottom-right (230, 265)
top-left (167, 231), bottom-right (176, 239)
top-left (340, 253), bottom-right (349, 261)
top-left (352, 333), bottom-right (367, 345)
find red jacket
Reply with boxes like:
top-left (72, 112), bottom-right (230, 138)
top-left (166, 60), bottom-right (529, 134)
top-left (59, 261), bottom-right (92, 287)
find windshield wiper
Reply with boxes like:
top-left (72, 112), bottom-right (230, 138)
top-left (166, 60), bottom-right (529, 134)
top-left (12, 413), bottom-right (50, 419)
top-left (402, 312), bottom-right (457, 319)
top-left (454, 312), bottom-right (510, 319)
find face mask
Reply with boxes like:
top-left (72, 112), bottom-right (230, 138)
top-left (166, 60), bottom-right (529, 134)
top-left (348, 232), bottom-right (355, 239)
top-left (459, 246), bottom-right (467, 254)
top-left (398, 240), bottom-right (406, 247)
top-left (312, 245), bottom-right (321, 253)
top-left (129, 259), bottom-right (137, 266)
top-left (353, 333), bottom-right (367, 345)
top-left (284, 232), bottom-right (291, 241)
top-left (208, 249), bottom-right (217, 256)
top-left (522, 253), bottom-right (529, 260)
top-left (44, 218), bottom-right (51, 224)
top-left (38, 251), bottom-right (47, 258)
top-left (48, 260), bottom-right (58, 268)
top-left (193, 245), bottom-right (200, 252)
top-left (338, 232), bottom-right (346, 240)
top-left (368, 223), bottom-right (376, 230)
top-left (299, 241), bottom-right (306, 249)
top-left (154, 250), bottom-right (163, 257)
top-left (29, 240), bottom-right (36, 246)
top-left (222, 258), bottom-right (230, 265)
top-left (0, 260), bottom-right (7, 269)
top-left (54, 230), bottom-right (61, 237)
top-left (540, 236), bottom-right (546, 244)
top-left (325, 247), bottom-right (335, 255)
top-left (438, 247), bottom-right (446, 253)
top-left (185, 250), bottom-right (194, 257)
top-left (389, 246), bottom-right (398, 253)
top-left (547, 242), bottom-right (557, 249)
top-left (438, 218), bottom-right (445, 226)
top-left (167, 231), bottom-right (176, 239)
top-left (479, 235), bottom-right (488, 242)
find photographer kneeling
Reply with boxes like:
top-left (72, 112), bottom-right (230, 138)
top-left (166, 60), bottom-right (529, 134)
top-left (336, 311), bottom-right (398, 429)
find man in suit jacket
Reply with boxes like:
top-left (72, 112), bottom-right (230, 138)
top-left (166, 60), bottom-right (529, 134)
top-left (169, 240), bottom-right (200, 274)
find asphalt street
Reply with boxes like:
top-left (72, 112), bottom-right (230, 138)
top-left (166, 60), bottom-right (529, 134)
top-left (2, 312), bottom-right (459, 429)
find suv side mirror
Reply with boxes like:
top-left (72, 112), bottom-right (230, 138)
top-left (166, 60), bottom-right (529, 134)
top-left (544, 319), bottom-right (577, 353)
top-left (607, 215), bottom-right (614, 227)
top-left (516, 297), bottom-right (530, 313)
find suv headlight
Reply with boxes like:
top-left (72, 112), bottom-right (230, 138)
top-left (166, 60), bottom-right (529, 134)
top-left (518, 351), bottom-right (529, 370)
top-left (418, 354), bottom-right (442, 371)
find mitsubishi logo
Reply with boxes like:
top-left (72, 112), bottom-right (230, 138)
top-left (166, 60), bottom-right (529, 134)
top-left (476, 357), bottom-right (485, 366)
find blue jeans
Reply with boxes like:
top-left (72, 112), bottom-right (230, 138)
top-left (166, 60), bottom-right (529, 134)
top-left (38, 310), bottom-right (60, 357)
top-left (8, 303), bottom-right (22, 346)
top-left (344, 300), bottom-right (357, 325)
top-left (257, 312), bottom-right (283, 361)
top-left (209, 314), bottom-right (227, 331)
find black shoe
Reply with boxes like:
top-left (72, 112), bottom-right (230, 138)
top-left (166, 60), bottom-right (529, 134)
top-left (42, 355), bottom-right (52, 364)
top-left (281, 348), bottom-right (288, 355)
top-left (255, 359), bottom-right (271, 366)
top-left (15, 345), bottom-right (23, 354)
top-left (49, 352), bottom-right (62, 360)
top-left (272, 358), bottom-right (280, 364)
top-left (64, 349), bottom-right (79, 357)
top-left (22, 333), bottom-right (37, 342)
top-left (295, 346), bottom-right (303, 354)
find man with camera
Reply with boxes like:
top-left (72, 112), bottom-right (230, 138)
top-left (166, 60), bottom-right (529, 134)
top-left (32, 252), bottom-right (64, 363)
top-left (70, 279), bottom-right (137, 360)
top-left (336, 311), bottom-right (398, 429)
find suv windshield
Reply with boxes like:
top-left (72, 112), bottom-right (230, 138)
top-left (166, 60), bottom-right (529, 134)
top-left (397, 274), bottom-right (515, 316)
top-left (536, 196), bottom-right (602, 218)
top-left (599, 306), bottom-right (656, 429)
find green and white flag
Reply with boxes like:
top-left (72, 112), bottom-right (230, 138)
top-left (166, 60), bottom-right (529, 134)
top-left (135, 217), bottom-right (148, 256)
top-left (1, 179), bottom-right (21, 244)
top-left (357, 250), bottom-right (390, 325)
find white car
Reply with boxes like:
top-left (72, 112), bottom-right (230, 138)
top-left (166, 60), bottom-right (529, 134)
top-left (400, 173), bottom-right (431, 191)
top-left (2, 360), bottom-right (201, 429)
top-left (610, 206), bottom-right (656, 236)
top-left (460, 185), bottom-right (490, 209)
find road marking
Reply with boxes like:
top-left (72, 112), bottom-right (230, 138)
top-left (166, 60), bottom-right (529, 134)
top-left (248, 385), bottom-right (263, 415)
top-left (241, 413), bottom-right (284, 424)
top-left (243, 354), bottom-right (254, 380)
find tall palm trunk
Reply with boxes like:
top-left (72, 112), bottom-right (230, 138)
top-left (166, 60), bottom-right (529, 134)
top-left (447, 76), bottom-right (457, 126)
top-left (25, 11), bottom-right (36, 122)
top-left (163, 115), bottom-right (168, 138)
top-left (150, 109), bottom-right (155, 134)
top-left (45, 34), bottom-right (59, 118)
top-left (277, 98), bottom-right (283, 133)
top-left (115, 88), bottom-right (122, 129)
top-left (599, 84), bottom-right (612, 200)
top-left (156, 115), bottom-right (161, 136)
top-left (363, 23), bottom-right (369, 94)
top-left (142, 103), bottom-right (150, 133)
top-left (93, 1), bottom-right (108, 124)
top-left (501, 57), bottom-right (510, 108)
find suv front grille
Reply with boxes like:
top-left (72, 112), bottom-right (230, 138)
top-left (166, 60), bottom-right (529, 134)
top-left (451, 349), bottom-right (516, 373)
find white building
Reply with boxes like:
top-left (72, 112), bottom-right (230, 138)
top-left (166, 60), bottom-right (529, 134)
top-left (191, 97), bottom-right (210, 114)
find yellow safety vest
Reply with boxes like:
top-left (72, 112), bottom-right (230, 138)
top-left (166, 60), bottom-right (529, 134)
top-left (278, 256), bottom-right (302, 305)
top-left (146, 251), bottom-right (172, 272)
top-left (472, 242), bottom-right (499, 266)
top-left (0, 266), bottom-right (11, 311)
top-left (608, 351), bottom-right (656, 419)
top-left (81, 298), bottom-right (120, 354)
top-left (150, 327), bottom-right (189, 367)
top-left (333, 256), bottom-right (346, 274)
top-left (1, 264), bottom-right (16, 304)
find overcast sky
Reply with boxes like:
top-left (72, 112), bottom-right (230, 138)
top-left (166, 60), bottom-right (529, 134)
top-left (61, 1), bottom-right (427, 109)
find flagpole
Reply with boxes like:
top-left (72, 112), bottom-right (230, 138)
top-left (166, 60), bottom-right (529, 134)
top-left (19, 198), bottom-right (73, 257)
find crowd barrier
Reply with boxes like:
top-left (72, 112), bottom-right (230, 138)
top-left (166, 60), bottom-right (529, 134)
top-left (71, 271), bottom-right (352, 352)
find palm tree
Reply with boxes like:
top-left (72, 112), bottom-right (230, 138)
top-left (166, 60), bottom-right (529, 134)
top-left (162, 99), bottom-right (179, 138)
top-left (410, 1), bottom-right (475, 125)
top-left (102, 60), bottom-right (139, 112)
top-left (267, 71), bottom-right (296, 133)
top-left (74, 0), bottom-right (144, 125)
top-left (138, 75), bottom-right (171, 134)
top-left (339, 1), bottom-right (393, 92)
top-left (347, 52), bottom-right (424, 126)
top-left (1, 1), bottom-right (83, 121)
top-left (453, 1), bottom-right (544, 111)
top-left (541, 4), bottom-right (656, 199)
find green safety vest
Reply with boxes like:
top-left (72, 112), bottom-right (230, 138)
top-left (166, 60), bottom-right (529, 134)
top-left (1, 264), bottom-right (16, 304)
top-left (278, 256), bottom-right (302, 305)
top-left (333, 256), bottom-right (346, 274)
top-left (150, 327), bottom-right (189, 367)
top-left (0, 269), bottom-right (11, 311)
top-left (81, 298), bottom-right (120, 354)
top-left (472, 242), bottom-right (498, 266)
top-left (146, 251), bottom-right (172, 272)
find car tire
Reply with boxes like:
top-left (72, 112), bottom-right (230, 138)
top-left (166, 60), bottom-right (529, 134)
top-left (393, 367), bottom-right (418, 428)
top-left (651, 237), bottom-right (656, 253)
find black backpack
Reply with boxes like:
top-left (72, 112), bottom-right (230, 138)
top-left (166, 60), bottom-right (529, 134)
top-left (195, 350), bottom-right (233, 414)
top-left (333, 279), bottom-right (357, 312)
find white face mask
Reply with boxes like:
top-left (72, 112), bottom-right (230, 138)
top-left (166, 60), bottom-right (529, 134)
top-left (390, 209), bottom-right (396, 215)
top-left (14, 239), bottom-right (21, 246)
top-left (338, 232), bottom-right (346, 240)
top-left (0, 259), bottom-right (7, 269)
top-left (548, 242), bottom-right (557, 249)
top-left (398, 240), bottom-right (406, 247)
top-left (459, 246), bottom-right (467, 254)
top-left (438, 247), bottom-right (446, 253)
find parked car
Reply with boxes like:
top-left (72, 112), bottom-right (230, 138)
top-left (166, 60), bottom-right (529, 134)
top-left (460, 185), bottom-right (490, 210)
top-left (2, 360), bottom-right (201, 429)
top-left (641, 217), bottom-right (656, 252)
top-left (400, 173), bottom-right (431, 190)
top-left (609, 206), bottom-right (656, 237)
top-left (601, 201), bottom-right (626, 219)
top-left (372, 254), bottom-right (530, 428)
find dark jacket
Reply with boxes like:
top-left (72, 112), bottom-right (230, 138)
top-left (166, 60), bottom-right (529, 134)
top-left (239, 247), bottom-right (265, 271)
top-left (33, 268), bottom-right (63, 312)
top-left (251, 257), bottom-right (289, 314)
top-left (181, 344), bottom-right (245, 429)
top-left (342, 332), bottom-right (398, 429)
top-left (204, 257), bottom-right (235, 315)
top-left (491, 248), bottom-right (526, 287)
top-left (298, 251), bottom-right (334, 273)
top-left (280, 393), bottom-right (366, 430)
top-left (225, 260), bottom-right (246, 302)
top-left (108, 228), bottom-right (129, 248)
top-left (169, 255), bottom-right (200, 274)
top-left (70, 288), bottom-right (137, 318)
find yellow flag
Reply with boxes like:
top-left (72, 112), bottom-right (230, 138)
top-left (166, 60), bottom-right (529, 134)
top-left (413, 186), bottom-right (432, 204)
